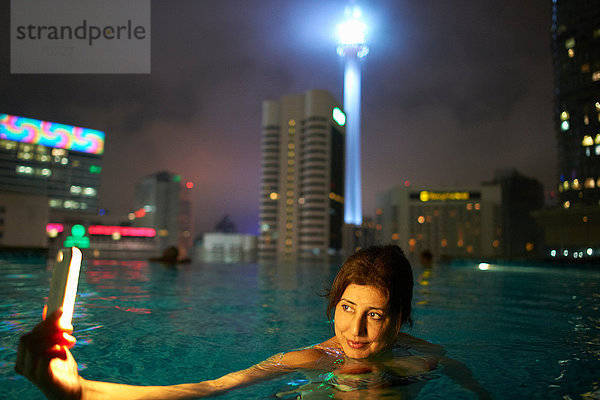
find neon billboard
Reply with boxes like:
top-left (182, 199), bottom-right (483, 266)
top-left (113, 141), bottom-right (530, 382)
top-left (0, 113), bottom-right (104, 155)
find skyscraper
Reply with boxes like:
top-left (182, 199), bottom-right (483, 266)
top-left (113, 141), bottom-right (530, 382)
top-left (533, 1), bottom-right (600, 259)
top-left (132, 171), bottom-right (192, 256)
top-left (0, 113), bottom-right (104, 213)
top-left (552, 1), bottom-right (600, 208)
top-left (259, 89), bottom-right (345, 258)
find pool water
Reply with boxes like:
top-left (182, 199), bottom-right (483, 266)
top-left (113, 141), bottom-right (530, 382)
top-left (1, 253), bottom-right (599, 399)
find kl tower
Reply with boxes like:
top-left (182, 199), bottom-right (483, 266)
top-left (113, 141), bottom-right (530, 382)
top-left (337, 2), bottom-right (368, 228)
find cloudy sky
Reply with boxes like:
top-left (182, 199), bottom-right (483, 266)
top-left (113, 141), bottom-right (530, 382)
top-left (0, 0), bottom-right (554, 234)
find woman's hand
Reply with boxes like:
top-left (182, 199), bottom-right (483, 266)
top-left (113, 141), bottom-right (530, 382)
top-left (15, 308), bottom-right (82, 400)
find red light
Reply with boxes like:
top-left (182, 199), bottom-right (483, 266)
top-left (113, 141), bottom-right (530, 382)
top-left (134, 208), bottom-right (146, 218)
top-left (186, 181), bottom-right (194, 189)
top-left (404, 180), bottom-right (411, 187)
top-left (46, 223), bottom-right (64, 233)
top-left (88, 225), bottom-right (156, 237)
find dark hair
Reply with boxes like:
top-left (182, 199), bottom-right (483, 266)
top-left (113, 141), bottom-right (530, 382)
top-left (326, 245), bottom-right (414, 336)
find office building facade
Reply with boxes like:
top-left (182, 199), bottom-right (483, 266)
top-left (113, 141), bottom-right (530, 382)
top-left (259, 89), bottom-right (345, 258)
top-left (375, 185), bottom-right (503, 261)
top-left (0, 113), bottom-right (104, 213)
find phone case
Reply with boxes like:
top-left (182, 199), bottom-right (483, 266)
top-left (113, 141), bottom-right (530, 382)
top-left (46, 247), bottom-right (82, 329)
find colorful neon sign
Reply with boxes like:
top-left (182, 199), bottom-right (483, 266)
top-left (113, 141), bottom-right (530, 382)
top-left (88, 226), bottom-right (156, 237)
top-left (0, 113), bottom-right (104, 155)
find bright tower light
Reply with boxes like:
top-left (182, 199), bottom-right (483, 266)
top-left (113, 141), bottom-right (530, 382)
top-left (337, 3), bottom-right (368, 225)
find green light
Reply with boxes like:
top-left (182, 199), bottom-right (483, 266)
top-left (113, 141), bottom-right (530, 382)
top-left (173, 175), bottom-right (181, 182)
top-left (72, 224), bottom-right (85, 237)
top-left (332, 107), bottom-right (346, 126)
top-left (64, 224), bottom-right (90, 249)
top-left (89, 165), bottom-right (102, 173)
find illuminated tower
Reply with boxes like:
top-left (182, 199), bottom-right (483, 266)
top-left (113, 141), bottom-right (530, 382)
top-left (337, 3), bottom-right (368, 226)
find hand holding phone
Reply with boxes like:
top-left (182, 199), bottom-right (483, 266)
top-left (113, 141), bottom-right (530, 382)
top-left (45, 247), bottom-right (82, 330)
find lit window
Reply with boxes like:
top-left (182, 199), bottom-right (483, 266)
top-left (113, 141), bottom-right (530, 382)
top-left (584, 178), bottom-right (595, 189)
top-left (70, 185), bottom-right (82, 194)
top-left (49, 199), bottom-right (62, 208)
top-left (493, 240), bottom-right (499, 248)
top-left (572, 179), bottom-right (581, 190)
top-left (584, 115), bottom-right (590, 125)
top-left (61, 158), bottom-right (68, 165)
top-left (563, 201), bottom-right (570, 209)
top-left (52, 149), bottom-right (67, 156)
top-left (525, 243), bottom-right (534, 252)
top-left (583, 135), bottom-right (594, 146)
top-left (83, 187), bottom-right (96, 196)
top-left (417, 216), bottom-right (425, 224)
top-left (593, 71), bottom-right (600, 82)
top-left (64, 200), bottom-right (79, 209)
top-left (286, 199), bottom-right (293, 205)
top-left (561, 121), bottom-right (570, 131)
top-left (441, 239), bottom-right (448, 247)
top-left (560, 111), bottom-right (569, 121)
top-left (288, 120), bottom-right (295, 127)
top-left (269, 192), bottom-right (278, 200)
top-left (581, 64), bottom-right (591, 73)
top-left (595, 134), bottom-right (600, 145)
top-left (568, 49), bottom-right (575, 58)
top-left (565, 37), bottom-right (575, 49)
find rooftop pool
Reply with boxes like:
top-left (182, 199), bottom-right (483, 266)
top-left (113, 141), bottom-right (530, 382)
top-left (1, 253), bottom-right (599, 399)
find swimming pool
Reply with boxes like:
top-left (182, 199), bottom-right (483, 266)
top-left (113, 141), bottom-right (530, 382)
top-left (1, 252), bottom-right (599, 399)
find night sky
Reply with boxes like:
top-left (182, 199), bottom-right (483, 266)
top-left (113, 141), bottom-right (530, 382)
top-left (0, 0), bottom-right (554, 235)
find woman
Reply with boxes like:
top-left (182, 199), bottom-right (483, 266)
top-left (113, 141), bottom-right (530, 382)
top-left (16, 245), bottom-right (490, 399)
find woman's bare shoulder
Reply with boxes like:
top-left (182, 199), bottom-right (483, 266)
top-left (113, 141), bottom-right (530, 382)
top-left (278, 337), bottom-right (341, 369)
top-left (396, 333), bottom-right (446, 356)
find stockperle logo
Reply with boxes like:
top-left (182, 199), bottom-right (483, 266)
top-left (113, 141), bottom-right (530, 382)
top-left (11, 0), bottom-right (150, 74)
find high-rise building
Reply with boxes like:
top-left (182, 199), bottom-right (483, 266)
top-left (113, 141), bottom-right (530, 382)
top-left (552, 1), bottom-right (600, 207)
top-left (0, 113), bottom-right (104, 213)
top-left (259, 89), bottom-right (345, 258)
top-left (132, 171), bottom-right (193, 256)
top-left (533, 1), bottom-right (600, 259)
top-left (491, 170), bottom-right (545, 258)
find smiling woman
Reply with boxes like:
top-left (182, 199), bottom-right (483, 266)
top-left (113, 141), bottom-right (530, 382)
top-left (15, 245), bottom-right (491, 399)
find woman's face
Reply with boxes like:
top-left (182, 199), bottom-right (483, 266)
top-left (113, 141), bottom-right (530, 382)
top-left (334, 284), bottom-right (395, 359)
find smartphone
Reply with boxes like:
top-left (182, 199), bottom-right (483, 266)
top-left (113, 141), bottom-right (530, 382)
top-left (46, 247), bottom-right (83, 329)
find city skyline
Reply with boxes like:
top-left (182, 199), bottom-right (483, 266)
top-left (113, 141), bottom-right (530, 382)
top-left (0, 0), bottom-right (554, 234)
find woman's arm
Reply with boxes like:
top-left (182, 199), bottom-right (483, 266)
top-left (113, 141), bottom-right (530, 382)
top-left (16, 311), bottom-right (318, 399)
